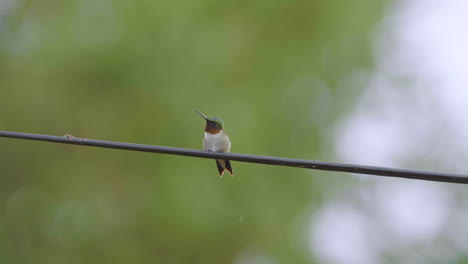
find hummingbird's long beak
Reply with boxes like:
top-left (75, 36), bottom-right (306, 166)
top-left (195, 110), bottom-right (208, 120)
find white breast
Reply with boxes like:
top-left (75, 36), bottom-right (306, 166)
top-left (203, 132), bottom-right (231, 152)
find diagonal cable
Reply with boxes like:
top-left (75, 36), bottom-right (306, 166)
top-left (1, 130), bottom-right (467, 184)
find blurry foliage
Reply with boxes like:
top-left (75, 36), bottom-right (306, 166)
top-left (0, 0), bottom-right (385, 263)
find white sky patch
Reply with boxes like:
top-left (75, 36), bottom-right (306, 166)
top-left (337, 0), bottom-right (468, 168)
top-left (393, 0), bottom-right (468, 138)
top-left (374, 180), bottom-right (452, 244)
top-left (313, 0), bottom-right (468, 263)
top-left (311, 202), bottom-right (377, 264)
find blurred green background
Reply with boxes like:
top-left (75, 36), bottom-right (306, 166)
top-left (0, 0), bottom-right (386, 263)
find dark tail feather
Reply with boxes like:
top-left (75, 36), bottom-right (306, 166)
top-left (225, 160), bottom-right (234, 176)
top-left (216, 160), bottom-right (225, 177)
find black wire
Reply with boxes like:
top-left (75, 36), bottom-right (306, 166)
top-left (1, 130), bottom-right (467, 184)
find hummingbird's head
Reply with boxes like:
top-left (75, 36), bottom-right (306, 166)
top-left (195, 110), bottom-right (224, 134)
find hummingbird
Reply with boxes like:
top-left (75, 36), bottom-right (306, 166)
top-left (195, 110), bottom-right (234, 177)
